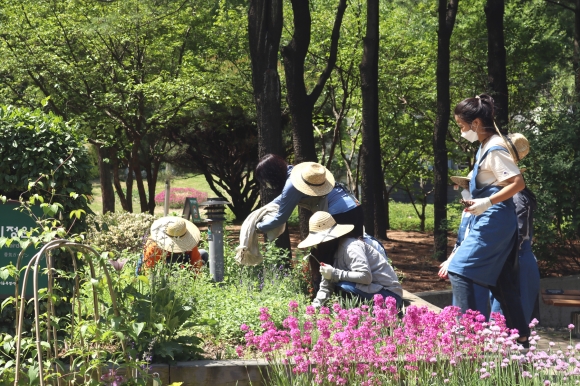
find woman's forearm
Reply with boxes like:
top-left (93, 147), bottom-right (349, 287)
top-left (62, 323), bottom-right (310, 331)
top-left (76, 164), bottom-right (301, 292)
top-left (489, 174), bottom-right (525, 205)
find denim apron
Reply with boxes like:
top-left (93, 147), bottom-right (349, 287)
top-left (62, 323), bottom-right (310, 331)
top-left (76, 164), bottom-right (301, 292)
top-left (448, 145), bottom-right (518, 287)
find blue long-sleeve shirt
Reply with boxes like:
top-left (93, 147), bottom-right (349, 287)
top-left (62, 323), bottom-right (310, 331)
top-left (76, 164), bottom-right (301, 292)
top-left (256, 166), bottom-right (358, 232)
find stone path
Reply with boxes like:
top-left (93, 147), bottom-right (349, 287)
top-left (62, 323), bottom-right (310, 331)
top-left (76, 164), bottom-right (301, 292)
top-left (533, 327), bottom-right (579, 353)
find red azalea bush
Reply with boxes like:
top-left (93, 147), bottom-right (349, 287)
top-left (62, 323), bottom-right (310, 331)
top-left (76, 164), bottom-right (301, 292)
top-left (154, 187), bottom-right (208, 209)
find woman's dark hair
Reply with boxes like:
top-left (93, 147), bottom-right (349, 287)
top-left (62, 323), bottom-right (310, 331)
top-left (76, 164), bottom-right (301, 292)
top-left (454, 94), bottom-right (497, 134)
top-left (255, 154), bottom-right (288, 191)
top-left (314, 238), bottom-right (340, 265)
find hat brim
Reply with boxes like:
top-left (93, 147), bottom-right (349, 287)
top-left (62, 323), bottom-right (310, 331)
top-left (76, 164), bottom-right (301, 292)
top-left (450, 176), bottom-right (470, 190)
top-left (297, 223), bottom-right (354, 249)
top-left (150, 217), bottom-right (200, 253)
top-left (290, 163), bottom-right (335, 196)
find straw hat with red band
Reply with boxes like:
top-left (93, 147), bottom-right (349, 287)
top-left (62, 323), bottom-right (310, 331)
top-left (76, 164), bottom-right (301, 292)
top-left (290, 162), bottom-right (335, 196)
top-left (297, 211), bottom-right (354, 249)
top-left (149, 217), bottom-right (200, 253)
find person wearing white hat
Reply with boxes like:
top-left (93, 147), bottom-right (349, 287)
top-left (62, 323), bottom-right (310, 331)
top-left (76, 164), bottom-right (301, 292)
top-left (139, 216), bottom-right (207, 271)
top-left (255, 155), bottom-right (363, 291)
top-left (298, 211), bottom-right (402, 308)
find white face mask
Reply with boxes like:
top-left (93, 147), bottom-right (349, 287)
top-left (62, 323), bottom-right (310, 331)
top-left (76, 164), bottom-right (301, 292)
top-left (461, 128), bottom-right (479, 143)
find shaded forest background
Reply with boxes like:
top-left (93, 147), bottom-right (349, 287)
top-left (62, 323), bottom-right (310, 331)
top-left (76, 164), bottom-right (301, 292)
top-left (0, 0), bottom-right (579, 268)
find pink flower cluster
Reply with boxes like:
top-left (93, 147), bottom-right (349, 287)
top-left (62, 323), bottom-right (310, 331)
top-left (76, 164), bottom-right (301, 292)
top-left (154, 187), bottom-right (208, 209)
top-left (238, 296), bottom-right (580, 385)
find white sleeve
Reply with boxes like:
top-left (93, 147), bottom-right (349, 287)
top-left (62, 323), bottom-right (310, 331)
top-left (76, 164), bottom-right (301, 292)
top-left (487, 150), bottom-right (520, 183)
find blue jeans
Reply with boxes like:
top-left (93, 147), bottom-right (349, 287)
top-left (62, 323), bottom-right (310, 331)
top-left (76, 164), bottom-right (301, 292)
top-left (449, 267), bottom-right (530, 338)
top-left (335, 281), bottom-right (403, 309)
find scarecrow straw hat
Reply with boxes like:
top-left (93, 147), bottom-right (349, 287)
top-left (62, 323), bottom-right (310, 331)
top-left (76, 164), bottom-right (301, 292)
top-left (450, 176), bottom-right (470, 190)
top-left (290, 162), bottom-right (335, 196)
top-left (150, 217), bottom-right (200, 253)
top-left (297, 211), bottom-right (354, 249)
top-left (507, 133), bottom-right (530, 161)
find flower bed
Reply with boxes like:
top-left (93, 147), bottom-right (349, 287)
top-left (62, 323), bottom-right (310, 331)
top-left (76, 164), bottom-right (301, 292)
top-left (154, 187), bottom-right (208, 208)
top-left (239, 297), bottom-right (580, 385)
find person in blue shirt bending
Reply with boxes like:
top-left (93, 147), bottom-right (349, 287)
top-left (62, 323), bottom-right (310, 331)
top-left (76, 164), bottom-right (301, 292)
top-left (255, 154), bottom-right (363, 291)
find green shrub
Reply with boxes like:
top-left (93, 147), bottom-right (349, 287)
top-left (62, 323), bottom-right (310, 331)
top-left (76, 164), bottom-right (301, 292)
top-left (524, 106), bottom-right (580, 267)
top-left (0, 105), bottom-right (93, 232)
top-left (86, 212), bottom-right (155, 254)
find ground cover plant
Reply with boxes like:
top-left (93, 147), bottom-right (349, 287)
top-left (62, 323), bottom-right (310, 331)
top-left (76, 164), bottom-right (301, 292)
top-left (239, 297), bottom-right (580, 385)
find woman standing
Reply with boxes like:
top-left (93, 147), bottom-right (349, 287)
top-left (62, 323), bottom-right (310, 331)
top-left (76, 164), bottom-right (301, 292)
top-left (447, 94), bottom-right (529, 346)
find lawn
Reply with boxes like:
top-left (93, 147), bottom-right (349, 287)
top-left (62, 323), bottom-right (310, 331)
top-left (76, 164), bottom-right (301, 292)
top-left (89, 173), bottom-right (216, 215)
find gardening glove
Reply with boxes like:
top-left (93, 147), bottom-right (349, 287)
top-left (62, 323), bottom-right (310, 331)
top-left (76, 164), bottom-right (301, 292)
top-left (466, 197), bottom-right (492, 216)
top-left (320, 264), bottom-right (335, 280)
top-left (438, 255), bottom-right (453, 280)
top-left (312, 291), bottom-right (329, 308)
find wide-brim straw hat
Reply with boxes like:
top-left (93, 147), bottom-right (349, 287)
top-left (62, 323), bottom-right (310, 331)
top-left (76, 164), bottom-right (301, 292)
top-left (290, 162), bottom-right (335, 196)
top-left (150, 217), bottom-right (200, 253)
top-left (450, 176), bottom-right (470, 190)
top-left (297, 211), bottom-right (354, 249)
top-left (506, 133), bottom-right (530, 162)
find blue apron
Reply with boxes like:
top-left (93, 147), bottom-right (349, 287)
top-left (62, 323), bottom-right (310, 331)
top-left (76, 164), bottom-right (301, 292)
top-left (448, 145), bottom-right (518, 287)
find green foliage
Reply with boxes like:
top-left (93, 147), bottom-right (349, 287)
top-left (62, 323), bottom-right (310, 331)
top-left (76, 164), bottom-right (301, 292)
top-left (0, 105), bottom-right (93, 230)
top-left (103, 257), bottom-right (207, 363)
top-left (188, 236), bottom-right (309, 344)
top-left (86, 212), bottom-right (155, 255)
top-left (524, 104), bottom-right (580, 268)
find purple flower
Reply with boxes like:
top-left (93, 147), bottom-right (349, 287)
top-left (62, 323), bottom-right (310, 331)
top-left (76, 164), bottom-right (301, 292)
top-left (108, 259), bottom-right (128, 271)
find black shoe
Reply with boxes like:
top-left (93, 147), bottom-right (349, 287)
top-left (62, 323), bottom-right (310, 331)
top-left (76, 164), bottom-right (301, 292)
top-left (518, 339), bottom-right (530, 349)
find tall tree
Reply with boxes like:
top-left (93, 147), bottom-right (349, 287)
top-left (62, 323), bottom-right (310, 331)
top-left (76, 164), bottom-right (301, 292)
top-left (281, 0), bottom-right (348, 236)
top-left (359, 0), bottom-right (387, 238)
top-left (485, 0), bottom-right (509, 128)
top-left (0, 0), bottom-right (209, 214)
top-left (248, 0), bottom-right (291, 251)
top-left (434, 0), bottom-right (459, 261)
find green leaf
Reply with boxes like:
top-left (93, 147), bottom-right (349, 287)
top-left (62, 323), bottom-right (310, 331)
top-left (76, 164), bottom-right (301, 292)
top-left (132, 322), bottom-right (145, 337)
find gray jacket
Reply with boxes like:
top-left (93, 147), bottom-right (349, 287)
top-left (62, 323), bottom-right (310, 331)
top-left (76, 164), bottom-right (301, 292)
top-left (316, 237), bottom-right (403, 303)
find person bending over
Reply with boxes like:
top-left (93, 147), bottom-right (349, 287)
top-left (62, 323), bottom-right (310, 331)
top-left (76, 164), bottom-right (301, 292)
top-left (297, 211), bottom-right (402, 308)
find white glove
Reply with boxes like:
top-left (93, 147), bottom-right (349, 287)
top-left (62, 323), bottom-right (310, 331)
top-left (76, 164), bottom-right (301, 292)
top-left (320, 264), bottom-right (334, 280)
top-left (312, 291), bottom-right (329, 308)
top-left (438, 256), bottom-right (452, 280)
top-left (466, 197), bottom-right (492, 216)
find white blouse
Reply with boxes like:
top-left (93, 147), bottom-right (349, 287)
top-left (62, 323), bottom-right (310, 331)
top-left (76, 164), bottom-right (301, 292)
top-left (466, 135), bottom-right (520, 188)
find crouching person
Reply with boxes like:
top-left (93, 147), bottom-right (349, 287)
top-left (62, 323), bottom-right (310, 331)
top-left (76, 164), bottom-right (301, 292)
top-left (298, 211), bottom-right (403, 308)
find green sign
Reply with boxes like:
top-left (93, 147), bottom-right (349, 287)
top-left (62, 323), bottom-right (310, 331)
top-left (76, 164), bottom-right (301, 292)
top-left (0, 202), bottom-right (45, 298)
top-left (182, 197), bottom-right (202, 223)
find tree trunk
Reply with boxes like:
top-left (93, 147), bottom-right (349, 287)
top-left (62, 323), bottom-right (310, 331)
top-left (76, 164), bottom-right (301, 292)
top-left (575, 1), bottom-right (580, 99)
top-left (485, 0), bottom-right (508, 129)
top-left (111, 148), bottom-right (131, 212)
top-left (359, 0), bottom-right (386, 239)
top-left (382, 179), bottom-right (390, 232)
top-left (248, 0), bottom-right (292, 252)
top-left (281, 0), bottom-right (348, 238)
top-left (95, 144), bottom-right (115, 214)
top-left (433, 0), bottom-right (459, 261)
top-left (282, 0), bottom-right (316, 166)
